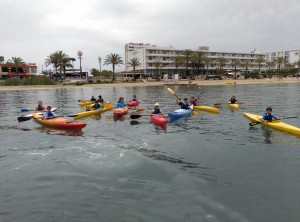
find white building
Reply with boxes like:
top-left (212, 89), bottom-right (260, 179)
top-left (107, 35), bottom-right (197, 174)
top-left (125, 43), bottom-right (267, 77)
top-left (265, 50), bottom-right (300, 68)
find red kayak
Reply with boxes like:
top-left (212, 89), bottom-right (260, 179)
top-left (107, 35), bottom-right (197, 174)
top-left (126, 100), bottom-right (140, 107)
top-left (114, 107), bottom-right (128, 118)
top-left (33, 114), bottom-right (87, 131)
top-left (150, 114), bottom-right (167, 127)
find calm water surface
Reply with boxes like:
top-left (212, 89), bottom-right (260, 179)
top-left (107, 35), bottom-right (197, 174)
top-left (0, 83), bottom-right (300, 222)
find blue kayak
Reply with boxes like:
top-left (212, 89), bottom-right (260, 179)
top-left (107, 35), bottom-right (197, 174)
top-left (168, 109), bottom-right (192, 121)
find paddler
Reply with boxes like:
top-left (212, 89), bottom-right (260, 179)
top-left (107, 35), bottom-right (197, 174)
top-left (129, 95), bottom-right (138, 102)
top-left (116, 97), bottom-right (127, 108)
top-left (90, 96), bottom-right (96, 101)
top-left (228, 95), bottom-right (238, 104)
top-left (35, 100), bottom-right (47, 111)
top-left (43, 106), bottom-right (57, 119)
top-left (178, 98), bottom-right (191, 110)
top-left (262, 107), bottom-right (280, 122)
top-left (189, 96), bottom-right (198, 106)
top-left (152, 103), bottom-right (162, 114)
top-left (97, 95), bottom-right (104, 103)
top-left (91, 100), bottom-right (101, 110)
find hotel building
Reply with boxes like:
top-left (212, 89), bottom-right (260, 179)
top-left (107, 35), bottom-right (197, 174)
top-left (125, 43), bottom-right (267, 77)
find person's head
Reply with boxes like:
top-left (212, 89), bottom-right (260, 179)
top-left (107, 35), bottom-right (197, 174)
top-left (190, 97), bottom-right (195, 101)
top-left (98, 95), bottom-right (102, 98)
top-left (184, 98), bottom-right (188, 103)
top-left (47, 106), bottom-right (52, 111)
top-left (118, 97), bottom-right (124, 102)
top-left (91, 96), bottom-right (95, 98)
top-left (231, 95), bottom-right (235, 99)
top-left (154, 103), bottom-right (160, 108)
top-left (266, 106), bottom-right (272, 113)
top-left (95, 100), bottom-right (99, 104)
top-left (38, 100), bottom-right (43, 105)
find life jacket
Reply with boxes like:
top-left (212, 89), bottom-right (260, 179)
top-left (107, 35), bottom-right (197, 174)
top-left (179, 102), bottom-right (190, 109)
top-left (36, 104), bottom-right (46, 111)
top-left (153, 109), bottom-right (162, 114)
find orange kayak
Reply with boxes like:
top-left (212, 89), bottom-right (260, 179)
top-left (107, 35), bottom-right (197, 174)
top-left (113, 107), bottom-right (128, 118)
top-left (150, 114), bottom-right (167, 127)
top-left (33, 114), bottom-right (86, 130)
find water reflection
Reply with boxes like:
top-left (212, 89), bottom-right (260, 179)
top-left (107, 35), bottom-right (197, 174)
top-left (35, 126), bottom-right (84, 137)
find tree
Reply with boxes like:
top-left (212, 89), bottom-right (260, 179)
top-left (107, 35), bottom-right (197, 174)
top-left (265, 60), bottom-right (276, 78)
top-left (203, 56), bottom-right (211, 77)
top-left (256, 56), bottom-right (265, 74)
top-left (216, 57), bottom-right (227, 77)
top-left (103, 53), bottom-right (123, 81)
top-left (190, 52), bottom-right (204, 77)
top-left (128, 58), bottom-right (141, 81)
top-left (153, 61), bottom-right (162, 80)
top-left (274, 56), bottom-right (285, 70)
top-left (172, 56), bottom-right (184, 77)
top-left (45, 50), bottom-right (73, 79)
top-left (241, 60), bottom-right (252, 77)
top-left (294, 59), bottom-right (300, 76)
top-left (8, 57), bottom-right (25, 74)
top-left (231, 59), bottom-right (240, 79)
top-left (182, 49), bottom-right (193, 77)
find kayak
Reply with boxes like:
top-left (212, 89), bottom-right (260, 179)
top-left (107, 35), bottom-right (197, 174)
top-left (114, 107), bottom-right (128, 118)
top-left (33, 114), bottom-right (86, 130)
top-left (74, 106), bottom-right (113, 119)
top-left (228, 103), bottom-right (239, 110)
top-left (150, 114), bottom-right (167, 127)
top-left (18, 107), bottom-right (58, 122)
top-left (193, 105), bottom-right (220, 113)
top-left (85, 101), bottom-right (113, 110)
top-left (168, 109), bottom-right (192, 120)
top-left (243, 112), bottom-right (300, 135)
top-left (126, 100), bottom-right (140, 107)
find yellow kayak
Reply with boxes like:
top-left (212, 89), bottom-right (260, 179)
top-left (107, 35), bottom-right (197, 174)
top-left (74, 106), bottom-right (113, 119)
top-left (228, 103), bottom-right (238, 110)
top-left (84, 101), bottom-right (113, 109)
top-left (244, 112), bottom-right (300, 135)
top-left (193, 105), bottom-right (220, 113)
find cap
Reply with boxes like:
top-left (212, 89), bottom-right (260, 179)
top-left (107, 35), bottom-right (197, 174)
top-left (154, 103), bottom-right (159, 106)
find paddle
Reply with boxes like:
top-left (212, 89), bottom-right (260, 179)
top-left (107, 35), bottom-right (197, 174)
top-left (130, 113), bottom-right (167, 119)
top-left (167, 88), bottom-right (199, 115)
top-left (128, 107), bottom-right (145, 111)
top-left (18, 113), bottom-right (79, 122)
top-left (20, 107), bottom-right (58, 112)
top-left (249, 116), bottom-right (299, 126)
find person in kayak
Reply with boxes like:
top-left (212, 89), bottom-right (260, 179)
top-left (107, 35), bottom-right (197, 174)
top-left (152, 103), bottom-right (162, 114)
top-left (229, 96), bottom-right (238, 104)
top-left (116, 97), bottom-right (127, 108)
top-left (129, 95), bottom-right (138, 102)
top-left (35, 100), bottom-right (47, 111)
top-left (43, 106), bottom-right (57, 119)
top-left (178, 98), bottom-right (191, 109)
top-left (189, 96), bottom-right (198, 106)
top-left (91, 101), bottom-right (102, 110)
top-left (91, 96), bottom-right (96, 101)
top-left (262, 107), bottom-right (280, 122)
top-left (97, 95), bottom-right (104, 103)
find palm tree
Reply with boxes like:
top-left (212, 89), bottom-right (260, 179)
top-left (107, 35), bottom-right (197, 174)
top-left (203, 56), bottom-right (211, 77)
top-left (231, 59), bottom-right (240, 79)
top-left (103, 53), bottom-right (123, 81)
top-left (128, 58), bottom-right (141, 81)
top-left (172, 56), bottom-right (184, 77)
top-left (8, 57), bottom-right (25, 74)
top-left (274, 56), bottom-right (285, 70)
top-left (190, 52), bottom-right (204, 77)
top-left (256, 56), bottom-right (265, 74)
top-left (294, 59), bottom-right (300, 76)
top-left (216, 57), bottom-right (227, 77)
top-left (45, 50), bottom-right (73, 79)
top-left (153, 61), bottom-right (162, 80)
top-left (241, 60), bottom-right (252, 77)
top-left (265, 60), bottom-right (276, 78)
top-left (182, 49), bottom-right (192, 77)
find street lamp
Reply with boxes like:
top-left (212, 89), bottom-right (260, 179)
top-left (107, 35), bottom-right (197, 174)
top-left (77, 50), bottom-right (83, 78)
top-left (98, 56), bottom-right (101, 72)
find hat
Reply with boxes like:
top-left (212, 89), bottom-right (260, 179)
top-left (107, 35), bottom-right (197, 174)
top-left (184, 98), bottom-right (188, 100)
top-left (154, 103), bottom-right (159, 106)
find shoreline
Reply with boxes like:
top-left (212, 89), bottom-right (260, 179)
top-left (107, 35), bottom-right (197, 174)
top-left (0, 78), bottom-right (299, 91)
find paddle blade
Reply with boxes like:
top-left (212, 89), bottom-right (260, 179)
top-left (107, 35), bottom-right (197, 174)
top-left (130, 114), bottom-right (143, 119)
top-left (167, 88), bottom-right (175, 94)
top-left (20, 108), bottom-right (32, 112)
top-left (18, 116), bottom-right (33, 122)
top-left (249, 122), bottom-right (260, 126)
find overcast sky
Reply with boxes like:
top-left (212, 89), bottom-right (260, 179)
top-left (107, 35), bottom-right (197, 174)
top-left (1, 0), bottom-right (300, 72)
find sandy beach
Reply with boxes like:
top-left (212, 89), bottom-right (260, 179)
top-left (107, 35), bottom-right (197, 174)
top-left (0, 77), bottom-right (299, 91)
